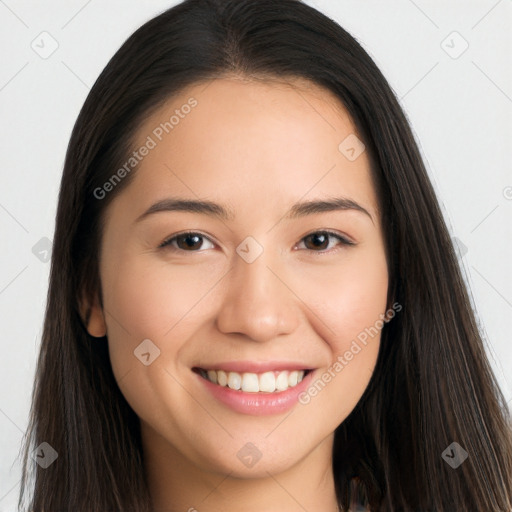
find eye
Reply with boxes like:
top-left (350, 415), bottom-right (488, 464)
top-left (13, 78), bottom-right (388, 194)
top-left (158, 232), bottom-right (215, 252)
top-left (296, 230), bottom-right (355, 252)
top-left (158, 229), bottom-right (354, 254)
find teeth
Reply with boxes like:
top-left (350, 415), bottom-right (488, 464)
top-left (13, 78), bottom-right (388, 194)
top-left (275, 371), bottom-right (289, 391)
top-left (259, 371), bottom-right (275, 392)
top-left (217, 370), bottom-right (227, 387)
top-left (201, 369), bottom-right (307, 393)
top-left (227, 372), bottom-right (241, 390)
top-left (241, 373), bottom-right (259, 392)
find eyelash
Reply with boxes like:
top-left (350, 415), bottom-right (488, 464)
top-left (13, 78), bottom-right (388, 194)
top-left (158, 230), bottom-right (355, 254)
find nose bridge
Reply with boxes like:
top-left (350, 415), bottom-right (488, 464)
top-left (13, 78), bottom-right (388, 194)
top-left (215, 241), bottom-right (299, 342)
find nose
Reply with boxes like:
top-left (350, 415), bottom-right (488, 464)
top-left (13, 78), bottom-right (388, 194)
top-left (215, 247), bottom-right (300, 343)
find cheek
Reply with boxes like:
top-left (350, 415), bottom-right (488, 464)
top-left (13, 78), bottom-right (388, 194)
top-left (99, 255), bottom-right (224, 417)
top-left (326, 252), bottom-right (388, 404)
top-left (294, 248), bottom-right (388, 350)
top-left (295, 255), bottom-right (387, 421)
top-left (99, 254), bottom-right (225, 389)
top-left (336, 263), bottom-right (388, 350)
top-left (103, 255), bottom-right (221, 338)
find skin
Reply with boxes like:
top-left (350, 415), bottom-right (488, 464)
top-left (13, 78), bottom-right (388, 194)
top-left (85, 76), bottom-right (388, 512)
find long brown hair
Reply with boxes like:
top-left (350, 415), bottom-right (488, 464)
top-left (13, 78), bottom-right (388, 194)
top-left (18, 1), bottom-right (512, 510)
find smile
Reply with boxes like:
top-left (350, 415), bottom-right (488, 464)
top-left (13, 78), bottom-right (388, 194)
top-left (196, 368), bottom-right (311, 393)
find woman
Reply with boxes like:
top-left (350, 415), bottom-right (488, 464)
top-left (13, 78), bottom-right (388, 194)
top-left (18, 0), bottom-right (512, 511)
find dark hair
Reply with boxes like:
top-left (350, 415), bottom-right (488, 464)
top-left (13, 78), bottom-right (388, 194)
top-left (18, 1), bottom-right (512, 511)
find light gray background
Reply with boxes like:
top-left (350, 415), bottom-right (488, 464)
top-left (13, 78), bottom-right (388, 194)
top-left (1, 1), bottom-right (511, 509)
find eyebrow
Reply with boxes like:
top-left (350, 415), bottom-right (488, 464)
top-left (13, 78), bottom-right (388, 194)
top-left (135, 196), bottom-right (374, 224)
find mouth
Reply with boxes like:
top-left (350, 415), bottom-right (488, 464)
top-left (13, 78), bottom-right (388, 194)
top-left (192, 367), bottom-right (313, 393)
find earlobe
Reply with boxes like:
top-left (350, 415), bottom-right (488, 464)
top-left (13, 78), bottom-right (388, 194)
top-left (80, 292), bottom-right (107, 338)
top-left (87, 303), bottom-right (107, 337)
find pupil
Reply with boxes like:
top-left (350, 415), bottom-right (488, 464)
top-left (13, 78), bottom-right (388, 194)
top-left (309, 233), bottom-right (328, 249)
top-left (180, 234), bottom-right (201, 250)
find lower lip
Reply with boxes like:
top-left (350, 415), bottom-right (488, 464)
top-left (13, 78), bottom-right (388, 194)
top-left (195, 370), bottom-right (315, 416)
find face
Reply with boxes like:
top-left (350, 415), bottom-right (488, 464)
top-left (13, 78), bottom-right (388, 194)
top-left (86, 77), bottom-right (389, 480)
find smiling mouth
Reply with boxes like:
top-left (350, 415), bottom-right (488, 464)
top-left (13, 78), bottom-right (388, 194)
top-left (193, 368), bottom-right (313, 393)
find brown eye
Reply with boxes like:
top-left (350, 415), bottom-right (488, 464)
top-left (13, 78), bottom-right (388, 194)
top-left (304, 232), bottom-right (329, 250)
top-left (176, 233), bottom-right (203, 250)
top-left (159, 232), bottom-right (215, 252)
top-left (298, 230), bottom-right (354, 252)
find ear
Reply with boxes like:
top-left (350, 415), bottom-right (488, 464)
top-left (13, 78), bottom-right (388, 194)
top-left (79, 290), bottom-right (107, 338)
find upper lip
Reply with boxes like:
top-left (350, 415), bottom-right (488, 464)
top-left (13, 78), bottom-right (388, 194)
top-left (193, 361), bottom-right (314, 373)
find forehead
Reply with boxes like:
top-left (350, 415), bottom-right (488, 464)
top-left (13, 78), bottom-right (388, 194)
top-left (110, 76), bottom-right (378, 223)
